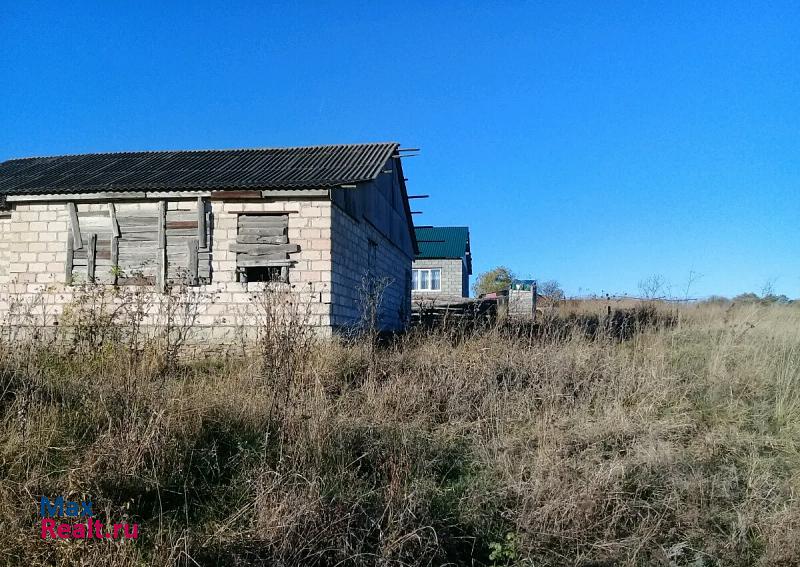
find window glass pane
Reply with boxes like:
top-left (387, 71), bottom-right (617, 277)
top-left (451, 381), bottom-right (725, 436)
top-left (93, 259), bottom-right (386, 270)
top-left (431, 269), bottom-right (441, 290)
top-left (411, 270), bottom-right (419, 290)
top-left (420, 269), bottom-right (429, 289)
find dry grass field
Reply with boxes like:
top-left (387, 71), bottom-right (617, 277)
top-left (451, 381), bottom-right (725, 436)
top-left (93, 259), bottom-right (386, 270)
top-left (0, 292), bottom-right (798, 566)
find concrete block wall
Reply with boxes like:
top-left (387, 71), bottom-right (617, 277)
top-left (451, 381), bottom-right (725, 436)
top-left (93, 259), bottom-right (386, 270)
top-left (0, 198), bottom-right (335, 343)
top-left (509, 289), bottom-right (535, 316)
top-left (412, 258), bottom-right (467, 298)
top-left (330, 204), bottom-right (412, 331)
top-left (0, 213), bottom-right (12, 282)
top-left (1, 203), bottom-right (70, 286)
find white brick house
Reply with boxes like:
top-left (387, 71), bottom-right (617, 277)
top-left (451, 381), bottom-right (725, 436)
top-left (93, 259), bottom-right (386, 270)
top-left (412, 226), bottom-right (472, 299)
top-left (0, 143), bottom-right (418, 338)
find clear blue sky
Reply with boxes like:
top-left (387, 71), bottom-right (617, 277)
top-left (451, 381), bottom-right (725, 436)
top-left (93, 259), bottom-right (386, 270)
top-left (2, 2), bottom-right (798, 298)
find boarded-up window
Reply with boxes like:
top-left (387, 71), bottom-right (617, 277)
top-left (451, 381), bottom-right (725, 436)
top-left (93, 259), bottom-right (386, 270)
top-left (115, 204), bottom-right (159, 285)
top-left (165, 204), bottom-right (212, 285)
top-left (232, 214), bottom-right (297, 283)
top-left (66, 200), bottom-right (212, 287)
top-left (68, 210), bottom-right (116, 284)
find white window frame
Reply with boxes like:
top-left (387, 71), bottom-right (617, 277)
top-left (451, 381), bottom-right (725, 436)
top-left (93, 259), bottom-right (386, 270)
top-left (412, 268), bottom-right (442, 291)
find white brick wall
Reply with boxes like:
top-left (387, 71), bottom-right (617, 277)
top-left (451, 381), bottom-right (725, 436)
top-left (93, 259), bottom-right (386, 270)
top-left (0, 193), bottom-right (416, 338)
top-left (329, 204), bottom-right (413, 331)
top-left (0, 198), bottom-right (335, 341)
top-left (1, 203), bottom-right (70, 285)
top-left (0, 213), bottom-right (11, 282)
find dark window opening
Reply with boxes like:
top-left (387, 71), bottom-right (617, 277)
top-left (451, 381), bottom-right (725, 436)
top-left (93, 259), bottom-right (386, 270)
top-left (239, 266), bottom-right (288, 283)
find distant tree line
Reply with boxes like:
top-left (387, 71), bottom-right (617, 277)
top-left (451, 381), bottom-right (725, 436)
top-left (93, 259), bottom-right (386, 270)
top-left (472, 266), bottom-right (796, 304)
top-left (705, 292), bottom-right (794, 305)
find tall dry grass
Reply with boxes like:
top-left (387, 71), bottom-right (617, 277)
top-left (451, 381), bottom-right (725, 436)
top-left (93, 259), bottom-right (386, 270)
top-left (0, 290), bottom-right (798, 566)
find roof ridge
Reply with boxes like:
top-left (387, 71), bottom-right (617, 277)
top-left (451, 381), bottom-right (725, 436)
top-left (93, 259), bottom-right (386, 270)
top-left (2, 141), bottom-right (401, 163)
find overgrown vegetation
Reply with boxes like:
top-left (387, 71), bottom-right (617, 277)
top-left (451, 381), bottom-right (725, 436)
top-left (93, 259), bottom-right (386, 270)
top-left (473, 266), bottom-right (515, 296)
top-left (1, 288), bottom-right (799, 566)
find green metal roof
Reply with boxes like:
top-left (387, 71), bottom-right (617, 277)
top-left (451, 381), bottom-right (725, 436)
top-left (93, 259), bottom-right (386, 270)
top-left (414, 226), bottom-right (471, 273)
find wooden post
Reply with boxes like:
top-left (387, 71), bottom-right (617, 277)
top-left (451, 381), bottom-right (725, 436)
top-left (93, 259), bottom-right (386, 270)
top-left (197, 197), bottom-right (207, 249)
top-left (157, 200), bottom-right (167, 292)
top-left (187, 238), bottom-right (198, 285)
top-left (531, 280), bottom-right (538, 322)
top-left (111, 234), bottom-right (119, 285)
top-left (66, 203), bottom-right (82, 249)
top-left (65, 233), bottom-right (74, 284)
top-left (108, 203), bottom-right (121, 237)
top-left (87, 233), bottom-right (97, 282)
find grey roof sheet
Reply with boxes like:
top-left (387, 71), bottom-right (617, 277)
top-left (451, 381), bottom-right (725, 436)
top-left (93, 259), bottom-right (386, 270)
top-left (0, 142), bottom-right (399, 196)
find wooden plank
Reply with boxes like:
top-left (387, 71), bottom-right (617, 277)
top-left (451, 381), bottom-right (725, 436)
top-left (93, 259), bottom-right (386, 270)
top-left (65, 233), bottom-right (74, 284)
top-left (197, 198), bottom-right (207, 249)
top-left (121, 219), bottom-right (157, 229)
top-left (237, 252), bottom-right (288, 262)
top-left (82, 236), bottom-right (110, 248)
top-left (108, 203), bottom-right (121, 237)
top-left (235, 212), bottom-right (291, 217)
top-left (237, 227), bottom-right (289, 236)
top-left (228, 209), bottom-right (298, 216)
top-left (238, 216), bottom-right (288, 226)
top-left (119, 222), bottom-right (158, 232)
top-left (237, 224), bottom-right (289, 233)
top-left (188, 238), bottom-right (198, 285)
top-left (238, 214), bottom-right (287, 221)
top-left (79, 221), bottom-right (110, 234)
top-left (210, 190), bottom-right (263, 199)
top-left (157, 200), bottom-right (166, 292)
top-left (166, 220), bottom-right (198, 230)
top-left (145, 191), bottom-right (210, 199)
top-left (117, 259), bottom-right (159, 270)
top-left (236, 258), bottom-right (294, 268)
top-left (236, 235), bottom-right (287, 245)
top-left (166, 247), bottom-right (191, 257)
top-left (118, 240), bottom-right (157, 250)
top-left (119, 232), bottom-right (159, 242)
top-left (165, 212), bottom-right (197, 221)
top-left (165, 228), bottom-right (199, 237)
top-left (67, 203), bottom-right (82, 249)
top-left (116, 209), bottom-right (158, 218)
top-left (87, 233), bottom-right (97, 282)
top-left (111, 235), bottom-right (119, 285)
top-left (229, 243), bottom-right (298, 255)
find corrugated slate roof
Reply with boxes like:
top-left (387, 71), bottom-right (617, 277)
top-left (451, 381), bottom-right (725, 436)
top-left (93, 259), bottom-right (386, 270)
top-left (415, 226), bottom-right (471, 273)
top-left (0, 142), bottom-right (399, 196)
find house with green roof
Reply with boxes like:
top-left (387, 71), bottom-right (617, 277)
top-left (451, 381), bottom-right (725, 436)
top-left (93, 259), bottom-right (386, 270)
top-left (412, 226), bottom-right (472, 297)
